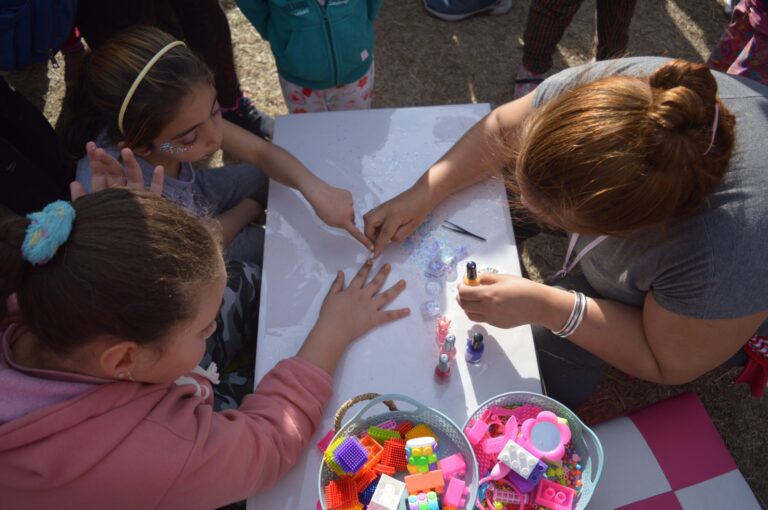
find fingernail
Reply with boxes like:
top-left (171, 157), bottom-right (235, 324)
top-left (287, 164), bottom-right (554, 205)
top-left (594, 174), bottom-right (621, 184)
top-left (397, 280), bottom-right (405, 288)
top-left (366, 259), bottom-right (373, 266)
top-left (383, 263), bottom-right (390, 270)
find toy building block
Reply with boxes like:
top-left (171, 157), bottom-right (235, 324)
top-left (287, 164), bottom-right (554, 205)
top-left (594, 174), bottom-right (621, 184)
top-left (357, 436), bottom-right (384, 474)
top-left (334, 436), bottom-right (369, 474)
top-left (396, 420), bottom-right (414, 438)
top-left (535, 479), bottom-right (576, 510)
top-left (368, 474), bottom-right (406, 510)
top-left (373, 463), bottom-right (396, 476)
top-left (490, 487), bottom-right (531, 505)
top-left (404, 424), bottom-right (437, 441)
top-left (358, 477), bottom-right (378, 505)
top-left (464, 419), bottom-right (489, 445)
top-left (324, 437), bottom-right (348, 476)
top-left (442, 477), bottom-right (469, 509)
top-left (506, 459), bottom-right (547, 493)
top-left (376, 419), bottom-right (399, 430)
top-left (404, 469), bottom-right (445, 495)
top-left (353, 469), bottom-right (378, 493)
top-left (406, 436), bottom-right (438, 474)
top-left (317, 429), bottom-right (335, 453)
top-left (438, 453), bottom-right (466, 480)
top-left (407, 492), bottom-right (439, 510)
top-left (325, 478), bottom-right (357, 510)
top-left (497, 440), bottom-right (540, 479)
top-left (482, 416), bottom-right (518, 455)
top-left (339, 503), bottom-right (363, 510)
top-left (381, 438), bottom-right (408, 471)
top-left (368, 426), bottom-right (401, 445)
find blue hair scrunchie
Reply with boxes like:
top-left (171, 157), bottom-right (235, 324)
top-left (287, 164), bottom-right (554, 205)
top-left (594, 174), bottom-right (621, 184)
top-left (21, 200), bottom-right (76, 265)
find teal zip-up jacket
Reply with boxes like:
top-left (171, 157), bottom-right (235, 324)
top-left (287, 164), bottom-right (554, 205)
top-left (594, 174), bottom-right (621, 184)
top-left (236, 0), bottom-right (383, 90)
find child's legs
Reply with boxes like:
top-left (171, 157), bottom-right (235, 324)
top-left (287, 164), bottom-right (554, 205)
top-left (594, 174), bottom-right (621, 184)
top-left (202, 260), bottom-right (261, 411)
top-left (594, 0), bottom-right (637, 60)
top-left (326, 62), bottom-right (376, 112)
top-left (708, 0), bottom-right (753, 71)
top-left (193, 163), bottom-right (269, 214)
top-left (279, 77), bottom-right (331, 113)
top-left (522, 0), bottom-right (585, 74)
top-left (727, 31), bottom-right (768, 85)
top-left (226, 225), bottom-right (265, 265)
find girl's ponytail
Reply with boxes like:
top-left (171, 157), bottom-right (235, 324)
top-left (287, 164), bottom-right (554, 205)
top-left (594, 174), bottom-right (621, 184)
top-left (0, 207), bottom-right (30, 318)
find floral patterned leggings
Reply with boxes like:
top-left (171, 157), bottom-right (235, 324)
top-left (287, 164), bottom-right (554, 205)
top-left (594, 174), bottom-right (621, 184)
top-left (708, 0), bottom-right (768, 86)
top-left (279, 62), bottom-right (375, 113)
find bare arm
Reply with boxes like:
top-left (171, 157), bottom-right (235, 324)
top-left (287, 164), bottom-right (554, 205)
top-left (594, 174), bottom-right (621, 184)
top-left (216, 198), bottom-right (264, 248)
top-left (458, 274), bottom-right (765, 384)
top-left (363, 93), bottom-right (536, 257)
top-left (220, 119), bottom-right (372, 249)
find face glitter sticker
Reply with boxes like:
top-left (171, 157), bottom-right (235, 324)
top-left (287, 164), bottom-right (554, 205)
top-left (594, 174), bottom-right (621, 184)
top-left (159, 142), bottom-right (191, 154)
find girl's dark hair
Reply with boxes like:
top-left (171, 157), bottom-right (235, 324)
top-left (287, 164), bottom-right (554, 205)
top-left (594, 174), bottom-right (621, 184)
top-left (509, 59), bottom-right (736, 235)
top-left (0, 189), bottom-right (222, 354)
top-left (61, 25), bottom-right (214, 162)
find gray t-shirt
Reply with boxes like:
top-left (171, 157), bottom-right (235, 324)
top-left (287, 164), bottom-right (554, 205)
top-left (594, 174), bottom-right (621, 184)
top-left (533, 57), bottom-right (768, 335)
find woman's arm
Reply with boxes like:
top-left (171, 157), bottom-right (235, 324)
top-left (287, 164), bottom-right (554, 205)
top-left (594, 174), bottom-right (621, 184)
top-left (220, 120), bottom-right (372, 249)
top-left (458, 273), bottom-right (766, 384)
top-left (363, 92), bottom-right (536, 257)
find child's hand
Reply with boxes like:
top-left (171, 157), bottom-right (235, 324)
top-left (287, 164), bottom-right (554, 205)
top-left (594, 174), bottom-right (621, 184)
top-left (297, 260), bottom-right (409, 375)
top-left (304, 182), bottom-right (374, 252)
top-left (70, 142), bottom-right (164, 201)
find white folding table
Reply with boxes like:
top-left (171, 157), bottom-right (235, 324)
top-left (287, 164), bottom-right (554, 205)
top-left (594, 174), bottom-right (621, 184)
top-left (247, 104), bottom-right (542, 509)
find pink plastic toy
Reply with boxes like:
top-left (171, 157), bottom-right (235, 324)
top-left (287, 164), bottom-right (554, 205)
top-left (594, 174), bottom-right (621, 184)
top-left (316, 429), bottom-right (334, 453)
top-left (465, 419), bottom-right (489, 445)
top-left (438, 453), bottom-right (467, 480)
top-left (442, 477), bottom-right (469, 509)
top-left (482, 416), bottom-right (518, 455)
top-left (535, 479), bottom-right (576, 510)
top-left (519, 411), bottom-right (571, 462)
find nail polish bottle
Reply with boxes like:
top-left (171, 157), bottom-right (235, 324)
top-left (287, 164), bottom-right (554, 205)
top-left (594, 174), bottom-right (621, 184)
top-left (466, 332), bottom-right (485, 364)
top-left (434, 353), bottom-right (451, 383)
top-left (441, 334), bottom-right (456, 361)
top-left (463, 261), bottom-right (479, 286)
top-left (435, 317), bottom-right (451, 347)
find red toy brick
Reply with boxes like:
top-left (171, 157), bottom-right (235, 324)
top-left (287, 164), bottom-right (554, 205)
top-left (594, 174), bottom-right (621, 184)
top-left (381, 438), bottom-right (408, 471)
top-left (325, 478), bottom-right (357, 509)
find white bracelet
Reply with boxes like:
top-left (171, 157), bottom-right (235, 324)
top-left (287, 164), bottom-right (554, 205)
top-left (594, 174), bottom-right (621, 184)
top-left (552, 290), bottom-right (587, 338)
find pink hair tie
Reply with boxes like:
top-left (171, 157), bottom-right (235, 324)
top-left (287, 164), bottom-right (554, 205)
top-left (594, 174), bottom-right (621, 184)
top-left (703, 104), bottom-right (719, 155)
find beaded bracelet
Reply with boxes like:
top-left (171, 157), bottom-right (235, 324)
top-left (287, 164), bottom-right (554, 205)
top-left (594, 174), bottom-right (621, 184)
top-left (552, 290), bottom-right (587, 338)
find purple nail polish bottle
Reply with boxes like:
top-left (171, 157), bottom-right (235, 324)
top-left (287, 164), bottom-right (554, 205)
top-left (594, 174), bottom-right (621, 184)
top-left (465, 332), bottom-right (484, 364)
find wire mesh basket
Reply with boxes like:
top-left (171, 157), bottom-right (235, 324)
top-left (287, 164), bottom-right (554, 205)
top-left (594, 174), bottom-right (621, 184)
top-left (464, 391), bottom-right (604, 509)
top-left (318, 393), bottom-right (479, 509)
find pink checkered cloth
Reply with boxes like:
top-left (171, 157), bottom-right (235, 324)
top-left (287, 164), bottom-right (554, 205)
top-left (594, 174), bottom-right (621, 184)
top-left (589, 392), bottom-right (760, 509)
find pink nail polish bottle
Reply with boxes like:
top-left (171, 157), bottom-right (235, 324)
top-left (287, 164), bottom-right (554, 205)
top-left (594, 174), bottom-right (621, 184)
top-left (434, 353), bottom-right (452, 383)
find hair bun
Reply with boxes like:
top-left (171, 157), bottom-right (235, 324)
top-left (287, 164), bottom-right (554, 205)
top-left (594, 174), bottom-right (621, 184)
top-left (647, 60), bottom-right (718, 130)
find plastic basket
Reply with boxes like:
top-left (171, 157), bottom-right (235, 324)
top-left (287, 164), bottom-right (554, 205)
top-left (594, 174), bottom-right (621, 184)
top-left (464, 392), bottom-right (604, 509)
top-left (318, 393), bottom-right (480, 509)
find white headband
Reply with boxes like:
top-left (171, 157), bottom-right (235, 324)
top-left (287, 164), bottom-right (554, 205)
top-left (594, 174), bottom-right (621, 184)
top-left (117, 40), bottom-right (187, 135)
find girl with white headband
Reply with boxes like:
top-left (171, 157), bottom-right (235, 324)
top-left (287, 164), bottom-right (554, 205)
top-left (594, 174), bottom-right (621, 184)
top-left (63, 26), bottom-right (373, 265)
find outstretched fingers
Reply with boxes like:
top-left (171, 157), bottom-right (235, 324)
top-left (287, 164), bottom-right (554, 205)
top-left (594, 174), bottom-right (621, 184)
top-left (373, 279), bottom-right (409, 325)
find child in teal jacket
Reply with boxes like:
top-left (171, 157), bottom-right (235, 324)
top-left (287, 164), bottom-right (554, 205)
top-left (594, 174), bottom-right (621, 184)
top-left (237, 0), bottom-right (383, 112)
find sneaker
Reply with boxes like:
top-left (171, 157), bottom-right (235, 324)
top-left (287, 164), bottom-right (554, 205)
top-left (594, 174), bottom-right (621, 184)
top-left (513, 66), bottom-right (546, 99)
top-left (424, 0), bottom-right (512, 21)
top-left (221, 95), bottom-right (275, 140)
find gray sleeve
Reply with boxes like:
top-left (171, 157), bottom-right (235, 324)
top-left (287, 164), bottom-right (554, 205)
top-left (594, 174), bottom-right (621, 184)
top-left (532, 57), bottom-right (675, 109)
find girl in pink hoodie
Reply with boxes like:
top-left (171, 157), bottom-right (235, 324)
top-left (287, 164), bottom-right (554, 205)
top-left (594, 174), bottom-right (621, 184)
top-left (0, 188), bottom-right (409, 509)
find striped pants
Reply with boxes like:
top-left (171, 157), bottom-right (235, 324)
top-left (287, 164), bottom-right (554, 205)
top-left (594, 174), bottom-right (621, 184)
top-left (522, 0), bottom-right (638, 74)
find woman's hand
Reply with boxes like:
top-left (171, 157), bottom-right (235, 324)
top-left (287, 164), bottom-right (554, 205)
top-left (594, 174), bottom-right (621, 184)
top-left (363, 182), bottom-right (432, 258)
top-left (457, 273), bottom-right (549, 329)
top-left (304, 181), bottom-right (373, 251)
top-left (297, 261), bottom-right (410, 375)
top-left (70, 142), bottom-right (164, 200)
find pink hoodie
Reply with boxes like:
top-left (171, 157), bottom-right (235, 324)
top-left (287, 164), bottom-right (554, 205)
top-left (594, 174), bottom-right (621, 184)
top-left (0, 323), bottom-right (333, 509)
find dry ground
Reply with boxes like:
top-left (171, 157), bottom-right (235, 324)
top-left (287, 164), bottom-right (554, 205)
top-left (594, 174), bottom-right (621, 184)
top-left (5, 0), bottom-right (766, 505)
